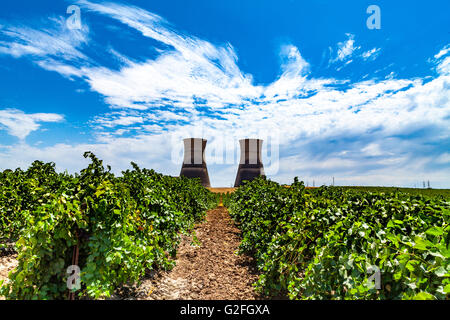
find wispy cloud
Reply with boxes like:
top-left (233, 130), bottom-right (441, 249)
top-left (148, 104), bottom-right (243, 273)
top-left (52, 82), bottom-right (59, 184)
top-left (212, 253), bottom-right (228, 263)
top-left (0, 108), bottom-right (64, 140)
top-left (361, 143), bottom-right (385, 157)
top-left (0, 16), bottom-right (90, 73)
top-left (435, 45), bottom-right (450, 59)
top-left (94, 111), bottom-right (145, 128)
top-left (330, 33), bottom-right (361, 64)
top-left (361, 47), bottom-right (381, 61)
top-left (433, 46), bottom-right (450, 75)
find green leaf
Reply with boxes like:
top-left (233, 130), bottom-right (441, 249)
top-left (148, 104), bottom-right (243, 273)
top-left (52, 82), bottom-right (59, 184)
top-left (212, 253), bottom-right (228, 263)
top-left (412, 292), bottom-right (435, 300)
top-left (413, 236), bottom-right (433, 250)
top-left (444, 284), bottom-right (450, 294)
top-left (406, 260), bottom-right (419, 272)
top-left (393, 271), bottom-right (402, 281)
top-left (434, 266), bottom-right (447, 277)
top-left (425, 227), bottom-right (444, 236)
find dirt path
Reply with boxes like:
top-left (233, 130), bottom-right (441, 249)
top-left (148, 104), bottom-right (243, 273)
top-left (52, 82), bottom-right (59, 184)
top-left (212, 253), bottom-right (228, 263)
top-left (0, 253), bottom-right (18, 300)
top-left (115, 206), bottom-right (262, 300)
top-left (1, 207), bottom-right (261, 300)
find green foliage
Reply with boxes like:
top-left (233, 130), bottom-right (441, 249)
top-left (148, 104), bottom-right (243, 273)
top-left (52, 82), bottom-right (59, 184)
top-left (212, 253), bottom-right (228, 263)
top-left (0, 152), bottom-right (217, 299)
top-left (221, 192), bottom-right (234, 208)
top-left (0, 161), bottom-right (64, 242)
top-left (342, 186), bottom-right (450, 199)
top-left (228, 177), bottom-right (450, 300)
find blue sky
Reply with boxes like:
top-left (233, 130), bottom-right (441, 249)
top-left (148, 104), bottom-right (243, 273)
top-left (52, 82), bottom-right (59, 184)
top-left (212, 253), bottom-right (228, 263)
top-left (0, 0), bottom-right (449, 187)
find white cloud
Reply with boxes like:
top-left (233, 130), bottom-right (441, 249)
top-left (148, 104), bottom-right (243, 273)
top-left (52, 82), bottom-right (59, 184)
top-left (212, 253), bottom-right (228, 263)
top-left (331, 34), bottom-right (360, 63)
top-left (274, 144), bottom-right (449, 188)
top-left (361, 48), bottom-right (381, 61)
top-left (435, 46), bottom-right (450, 59)
top-left (0, 108), bottom-right (64, 140)
top-left (361, 143), bottom-right (384, 156)
top-left (264, 45), bottom-right (311, 99)
top-left (436, 153), bottom-right (450, 164)
top-left (0, 16), bottom-right (89, 60)
top-left (95, 114), bottom-right (144, 127)
top-left (436, 56), bottom-right (450, 75)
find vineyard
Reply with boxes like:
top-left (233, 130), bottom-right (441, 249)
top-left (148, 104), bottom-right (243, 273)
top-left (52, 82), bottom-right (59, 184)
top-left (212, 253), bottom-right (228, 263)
top-left (0, 156), bottom-right (449, 300)
top-left (224, 177), bottom-right (450, 300)
top-left (0, 153), bottom-right (218, 299)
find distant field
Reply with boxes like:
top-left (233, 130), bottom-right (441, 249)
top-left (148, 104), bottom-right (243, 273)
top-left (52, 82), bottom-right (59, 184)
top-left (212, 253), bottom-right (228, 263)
top-left (342, 186), bottom-right (450, 198)
top-left (212, 186), bottom-right (450, 199)
top-left (208, 187), bottom-right (237, 194)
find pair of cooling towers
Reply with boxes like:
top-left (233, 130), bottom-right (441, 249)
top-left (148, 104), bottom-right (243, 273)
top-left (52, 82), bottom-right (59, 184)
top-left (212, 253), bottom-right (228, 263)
top-left (179, 138), bottom-right (265, 187)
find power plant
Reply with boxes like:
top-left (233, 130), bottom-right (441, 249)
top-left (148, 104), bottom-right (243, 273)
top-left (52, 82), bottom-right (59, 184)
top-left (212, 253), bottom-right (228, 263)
top-left (234, 139), bottom-right (265, 187)
top-left (179, 138), bottom-right (211, 187)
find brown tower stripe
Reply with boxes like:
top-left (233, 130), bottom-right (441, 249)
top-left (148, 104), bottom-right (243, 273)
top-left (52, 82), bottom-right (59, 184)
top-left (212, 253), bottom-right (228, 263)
top-left (257, 139), bottom-right (260, 164)
top-left (180, 138), bottom-right (211, 187)
top-left (234, 139), bottom-right (265, 187)
top-left (190, 138), bottom-right (194, 165)
top-left (245, 139), bottom-right (249, 165)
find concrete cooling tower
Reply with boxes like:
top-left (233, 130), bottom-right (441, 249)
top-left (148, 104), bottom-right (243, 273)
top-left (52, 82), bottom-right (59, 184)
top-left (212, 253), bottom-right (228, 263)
top-left (234, 139), bottom-right (265, 187)
top-left (179, 138), bottom-right (211, 187)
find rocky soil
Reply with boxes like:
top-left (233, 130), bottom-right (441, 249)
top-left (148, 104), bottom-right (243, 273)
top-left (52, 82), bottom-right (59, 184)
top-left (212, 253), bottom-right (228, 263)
top-left (0, 253), bottom-right (18, 300)
top-left (113, 206), bottom-right (262, 300)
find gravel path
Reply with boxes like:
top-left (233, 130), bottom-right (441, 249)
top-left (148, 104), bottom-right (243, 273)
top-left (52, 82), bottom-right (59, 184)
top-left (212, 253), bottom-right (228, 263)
top-left (114, 206), bottom-right (262, 300)
top-left (0, 206), bottom-right (262, 300)
top-left (0, 253), bottom-right (18, 300)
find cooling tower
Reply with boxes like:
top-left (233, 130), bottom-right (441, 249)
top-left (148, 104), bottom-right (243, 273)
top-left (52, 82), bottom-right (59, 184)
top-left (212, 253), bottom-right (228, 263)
top-left (180, 138), bottom-right (211, 187)
top-left (234, 139), bottom-right (265, 187)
